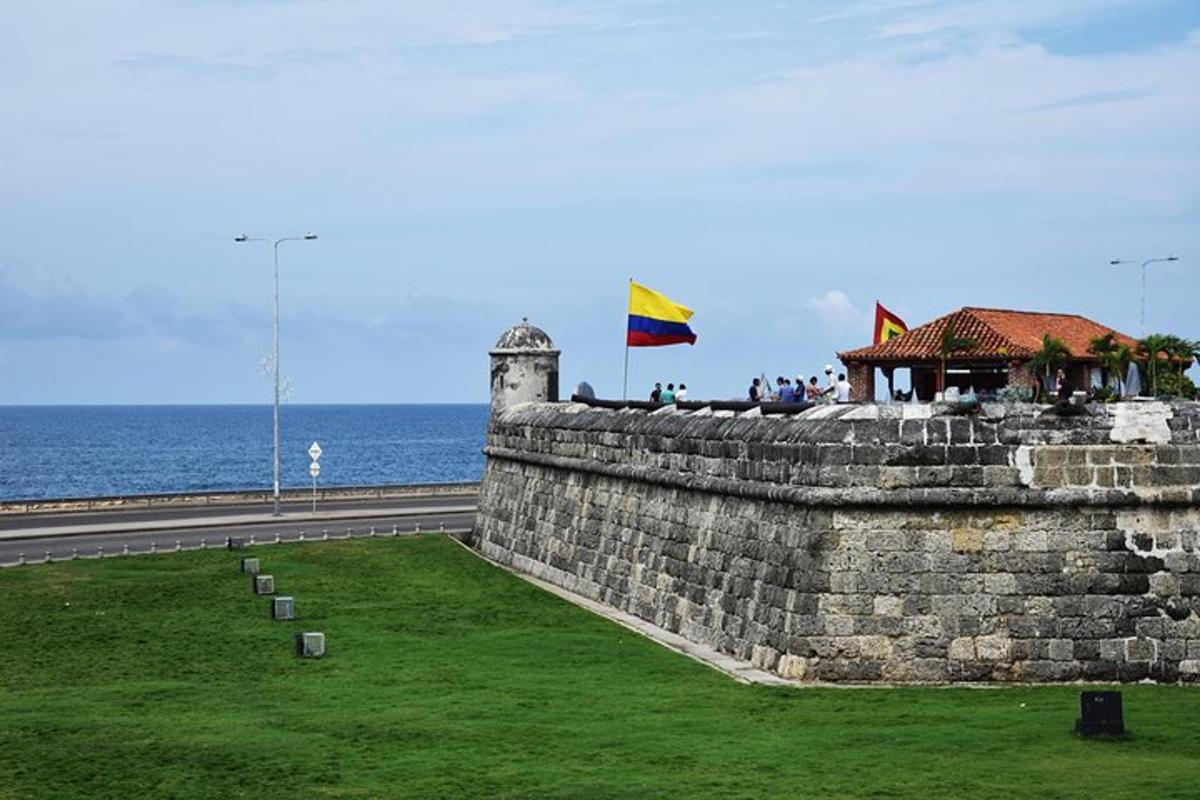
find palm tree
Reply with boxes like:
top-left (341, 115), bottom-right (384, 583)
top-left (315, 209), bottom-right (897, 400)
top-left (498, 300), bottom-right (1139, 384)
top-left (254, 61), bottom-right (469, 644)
top-left (1138, 334), bottom-right (1172, 397)
top-left (1161, 335), bottom-right (1195, 391)
top-left (1108, 344), bottom-right (1134, 397)
top-left (1087, 332), bottom-right (1118, 390)
top-left (938, 322), bottom-right (977, 394)
top-left (1029, 334), bottom-right (1072, 394)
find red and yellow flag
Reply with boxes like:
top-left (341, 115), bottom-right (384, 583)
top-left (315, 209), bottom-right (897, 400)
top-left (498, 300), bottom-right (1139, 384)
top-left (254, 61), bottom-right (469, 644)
top-left (874, 302), bottom-right (907, 344)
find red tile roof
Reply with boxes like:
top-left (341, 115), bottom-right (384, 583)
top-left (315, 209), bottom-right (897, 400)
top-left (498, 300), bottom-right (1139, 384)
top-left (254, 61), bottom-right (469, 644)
top-left (838, 307), bottom-right (1138, 364)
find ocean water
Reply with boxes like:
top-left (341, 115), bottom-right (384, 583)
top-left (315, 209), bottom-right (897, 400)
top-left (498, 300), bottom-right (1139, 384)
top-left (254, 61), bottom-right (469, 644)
top-left (0, 404), bottom-right (489, 500)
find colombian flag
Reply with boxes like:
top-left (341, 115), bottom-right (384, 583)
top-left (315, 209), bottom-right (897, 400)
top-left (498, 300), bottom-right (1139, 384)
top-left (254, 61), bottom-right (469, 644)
top-left (627, 281), bottom-right (697, 347)
top-left (874, 301), bottom-right (907, 344)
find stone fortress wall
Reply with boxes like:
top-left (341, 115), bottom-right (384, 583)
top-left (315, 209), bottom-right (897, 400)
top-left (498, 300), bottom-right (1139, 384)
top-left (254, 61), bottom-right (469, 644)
top-left (472, 400), bottom-right (1200, 683)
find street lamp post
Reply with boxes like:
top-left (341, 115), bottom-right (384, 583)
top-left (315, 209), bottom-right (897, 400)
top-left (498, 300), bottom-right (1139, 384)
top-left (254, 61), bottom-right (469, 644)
top-left (235, 232), bottom-right (318, 516)
top-left (1109, 256), bottom-right (1179, 337)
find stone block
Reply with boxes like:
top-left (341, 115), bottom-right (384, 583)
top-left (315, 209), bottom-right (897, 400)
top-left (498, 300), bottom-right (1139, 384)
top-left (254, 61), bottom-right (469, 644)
top-left (948, 637), bottom-right (975, 660)
top-left (240, 557), bottom-right (260, 575)
top-left (859, 635), bottom-right (893, 660)
top-left (981, 529), bottom-right (1013, 553)
top-left (952, 528), bottom-right (984, 553)
top-left (776, 654), bottom-right (807, 679)
top-left (272, 596), bottom-right (295, 621)
top-left (254, 574), bottom-right (275, 595)
top-left (975, 635), bottom-right (1012, 662)
top-left (824, 616), bottom-right (855, 636)
top-left (1047, 639), bottom-right (1073, 661)
top-left (295, 631), bottom-right (326, 658)
top-left (873, 596), bottom-right (903, 617)
top-left (983, 573), bottom-right (1017, 595)
top-left (1013, 530), bottom-right (1048, 552)
top-left (1125, 637), bottom-right (1157, 662)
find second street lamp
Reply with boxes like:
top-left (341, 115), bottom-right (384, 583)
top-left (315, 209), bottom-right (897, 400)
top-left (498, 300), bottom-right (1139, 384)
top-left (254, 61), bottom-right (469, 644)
top-left (235, 232), bottom-right (318, 516)
top-left (1109, 255), bottom-right (1179, 338)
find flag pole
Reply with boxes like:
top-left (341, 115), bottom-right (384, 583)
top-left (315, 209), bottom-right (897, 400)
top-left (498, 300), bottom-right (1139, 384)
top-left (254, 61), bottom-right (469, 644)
top-left (623, 344), bottom-right (630, 400)
top-left (622, 277), bottom-right (631, 400)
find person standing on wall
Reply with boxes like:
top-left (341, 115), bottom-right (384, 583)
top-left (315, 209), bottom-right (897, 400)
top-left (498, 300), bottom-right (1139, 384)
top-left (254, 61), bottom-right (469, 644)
top-left (749, 377), bottom-right (763, 402)
top-left (661, 383), bottom-right (676, 404)
top-left (836, 373), bottom-right (853, 403)
top-left (1056, 369), bottom-right (1071, 404)
top-left (806, 376), bottom-right (823, 403)
top-left (676, 384), bottom-right (688, 401)
top-left (650, 382), bottom-right (662, 403)
top-left (823, 365), bottom-right (838, 400)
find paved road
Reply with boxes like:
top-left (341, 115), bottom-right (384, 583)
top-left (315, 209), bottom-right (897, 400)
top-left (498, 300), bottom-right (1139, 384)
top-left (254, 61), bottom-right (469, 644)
top-left (0, 492), bottom-right (476, 533)
top-left (0, 507), bottom-right (475, 566)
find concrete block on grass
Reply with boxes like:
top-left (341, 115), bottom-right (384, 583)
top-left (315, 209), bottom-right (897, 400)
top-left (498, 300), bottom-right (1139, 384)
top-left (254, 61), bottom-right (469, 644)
top-left (272, 596), bottom-right (295, 621)
top-left (240, 557), bottom-right (260, 575)
top-left (295, 632), bottom-right (325, 658)
top-left (254, 574), bottom-right (275, 595)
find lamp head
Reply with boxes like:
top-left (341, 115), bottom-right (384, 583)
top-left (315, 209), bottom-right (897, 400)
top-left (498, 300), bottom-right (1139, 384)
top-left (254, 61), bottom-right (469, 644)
top-left (1167, 256), bottom-right (1179, 261)
top-left (1109, 259), bottom-right (1121, 266)
top-left (304, 232), bottom-right (318, 240)
top-left (234, 234), bottom-right (249, 242)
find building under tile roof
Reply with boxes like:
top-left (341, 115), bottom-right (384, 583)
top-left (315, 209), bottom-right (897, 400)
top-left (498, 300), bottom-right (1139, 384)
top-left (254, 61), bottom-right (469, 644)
top-left (837, 307), bottom-right (1138, 365)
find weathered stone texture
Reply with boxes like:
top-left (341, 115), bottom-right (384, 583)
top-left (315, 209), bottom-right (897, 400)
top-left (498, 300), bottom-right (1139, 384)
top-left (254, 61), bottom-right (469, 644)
top-left (473, 401), bottom-right (1200, 683)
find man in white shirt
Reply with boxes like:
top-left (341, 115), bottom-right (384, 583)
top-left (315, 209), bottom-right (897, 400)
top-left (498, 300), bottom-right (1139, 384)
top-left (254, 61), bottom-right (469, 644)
top-left (835, 373), bottom-right (852, 403)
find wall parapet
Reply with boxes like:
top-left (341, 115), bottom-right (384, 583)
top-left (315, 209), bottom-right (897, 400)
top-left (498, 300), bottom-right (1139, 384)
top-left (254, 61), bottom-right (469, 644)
top-left (487, 400), bottom-right (1200, 504)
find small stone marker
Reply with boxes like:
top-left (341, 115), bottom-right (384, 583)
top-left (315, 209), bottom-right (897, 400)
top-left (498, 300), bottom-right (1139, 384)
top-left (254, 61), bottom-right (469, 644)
top-left (295, 631), bottom-right (326, 658)
top-left (1076, 691), bottom-right (1124, 737)
top-left (240, 557), bottom-right (260, 575)
top-left (272, 596), bottom-right (295, 621)
top-left (227, 537), bottom-right (246, 550)
top-left (254, 574), bottom-right (275, 595)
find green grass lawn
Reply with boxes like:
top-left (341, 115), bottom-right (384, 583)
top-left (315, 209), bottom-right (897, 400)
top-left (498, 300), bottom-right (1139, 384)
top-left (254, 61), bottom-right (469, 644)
top-left (1, 536), bottom-right (1196, 800)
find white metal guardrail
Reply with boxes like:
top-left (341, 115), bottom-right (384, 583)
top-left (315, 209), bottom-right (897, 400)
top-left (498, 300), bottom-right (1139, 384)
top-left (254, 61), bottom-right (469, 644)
top-left (1, 482), bottom-right (480, 515)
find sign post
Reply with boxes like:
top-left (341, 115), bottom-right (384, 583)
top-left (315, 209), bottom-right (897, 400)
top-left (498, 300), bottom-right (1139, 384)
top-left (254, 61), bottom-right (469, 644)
top-left (308, 442), bottom-right (322, 514)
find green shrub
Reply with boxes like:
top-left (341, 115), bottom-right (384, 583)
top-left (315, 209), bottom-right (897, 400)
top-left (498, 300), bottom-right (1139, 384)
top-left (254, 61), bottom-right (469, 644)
top-left (1154, 371), bottom-right (1197, 399)
top-left (997, 384), bottom-right (1033, 403)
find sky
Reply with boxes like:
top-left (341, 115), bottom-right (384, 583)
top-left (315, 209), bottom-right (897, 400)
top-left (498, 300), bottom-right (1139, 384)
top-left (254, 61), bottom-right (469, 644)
top-left (1, 0), bottom-right (1198, 404)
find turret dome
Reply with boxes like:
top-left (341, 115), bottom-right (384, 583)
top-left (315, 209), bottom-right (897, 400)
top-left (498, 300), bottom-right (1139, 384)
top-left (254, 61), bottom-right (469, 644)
top-left (492, 318), bottom-right (559, 353)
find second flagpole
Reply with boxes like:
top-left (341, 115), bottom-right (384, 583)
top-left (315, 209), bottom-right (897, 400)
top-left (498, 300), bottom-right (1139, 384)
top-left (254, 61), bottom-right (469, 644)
top-left (622, 277), bottom-right (632, 400)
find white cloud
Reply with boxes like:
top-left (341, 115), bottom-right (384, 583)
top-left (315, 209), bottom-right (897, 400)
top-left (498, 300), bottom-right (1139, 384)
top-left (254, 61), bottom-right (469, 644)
top-left (806, 290), bottom-right (871, 332)
top-left (707, 36), bottom-right (1200, 213)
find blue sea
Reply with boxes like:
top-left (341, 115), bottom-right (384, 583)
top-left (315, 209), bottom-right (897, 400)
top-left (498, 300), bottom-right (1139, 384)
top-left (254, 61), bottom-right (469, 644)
top-left (0, 405), bottom-right (489, 501)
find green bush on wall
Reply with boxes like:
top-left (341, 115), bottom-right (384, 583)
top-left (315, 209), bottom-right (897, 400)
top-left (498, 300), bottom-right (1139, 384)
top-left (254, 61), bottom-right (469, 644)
top-left (1153, 371), bottom-right (1197, 399)
top-left (997, 384), bottom-right (1033, 404)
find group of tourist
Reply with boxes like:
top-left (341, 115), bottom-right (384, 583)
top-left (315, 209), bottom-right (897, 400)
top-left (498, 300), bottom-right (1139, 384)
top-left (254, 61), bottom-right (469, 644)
top-left (749, 365), bottom-right (852, 404)
top-left (649, 382), bottom-right (689, 404)
top-left (645, 367), bottom-right (853, 405)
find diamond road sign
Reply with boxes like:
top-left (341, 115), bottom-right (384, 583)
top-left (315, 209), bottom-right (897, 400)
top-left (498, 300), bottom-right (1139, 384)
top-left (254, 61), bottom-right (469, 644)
top-left (308, 441), bottom-right (322, 461)
top-left (309, 462), bottom-right (321, 478)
